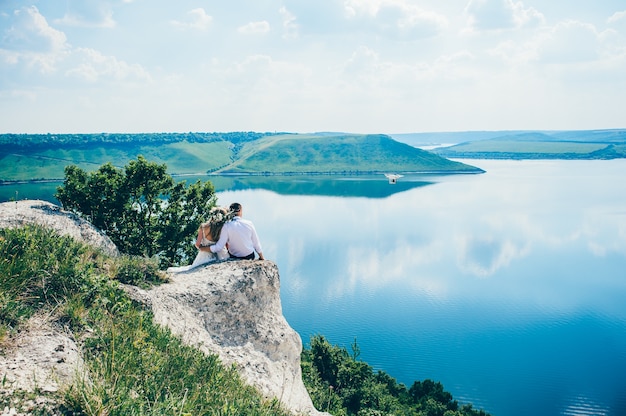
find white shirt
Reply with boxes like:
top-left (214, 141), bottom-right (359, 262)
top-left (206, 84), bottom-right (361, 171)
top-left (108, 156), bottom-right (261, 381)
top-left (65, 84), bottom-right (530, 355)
top-left (209, 216), bottom-right (263, 258)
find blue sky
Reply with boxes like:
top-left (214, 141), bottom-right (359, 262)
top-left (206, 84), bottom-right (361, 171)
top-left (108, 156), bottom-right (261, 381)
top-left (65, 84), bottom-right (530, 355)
top-left (1, 0), bottom-right (625, 134)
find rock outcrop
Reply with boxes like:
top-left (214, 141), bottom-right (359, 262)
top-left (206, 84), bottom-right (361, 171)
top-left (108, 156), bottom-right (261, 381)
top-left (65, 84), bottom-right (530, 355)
top-left (0, 200), bottom-right (324, 415)
top-left (126, 261), bottom-right (322, 415)
top-left (0, 200), bottom-right (119, 257)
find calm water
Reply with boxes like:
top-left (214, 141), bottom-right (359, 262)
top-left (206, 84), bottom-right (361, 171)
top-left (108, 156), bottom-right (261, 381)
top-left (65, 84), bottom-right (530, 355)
top-left (214, 160), bottom-right (626, 416)
top-left (3, 160), bottom-right (626, 415)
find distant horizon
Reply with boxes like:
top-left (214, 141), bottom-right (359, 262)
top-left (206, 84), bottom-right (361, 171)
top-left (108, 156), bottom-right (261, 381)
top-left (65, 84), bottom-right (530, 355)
top-left (2, 127), bottom-right (626, 136)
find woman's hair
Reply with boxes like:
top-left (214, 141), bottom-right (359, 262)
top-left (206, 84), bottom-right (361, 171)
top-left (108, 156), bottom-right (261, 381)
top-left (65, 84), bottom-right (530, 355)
top-left (201, 207), bottom-right (231, 241)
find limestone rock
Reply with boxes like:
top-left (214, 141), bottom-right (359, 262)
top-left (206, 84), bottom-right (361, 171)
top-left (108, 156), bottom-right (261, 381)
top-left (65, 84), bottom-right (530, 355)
top-left (0, 314), bottom-right (84, 410)
top-left (126, 260), bottom-right (326, 415)
top-left (0, 200), bottom-right (119, 257)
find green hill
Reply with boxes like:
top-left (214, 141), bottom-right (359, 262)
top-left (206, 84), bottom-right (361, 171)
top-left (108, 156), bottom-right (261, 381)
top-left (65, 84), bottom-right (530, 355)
top-left (0, 132), bottom-right (483, 181)
top-left (217, 133), bottom-right (482, 174)
top-left (423, 129), bottom-right (626, 160)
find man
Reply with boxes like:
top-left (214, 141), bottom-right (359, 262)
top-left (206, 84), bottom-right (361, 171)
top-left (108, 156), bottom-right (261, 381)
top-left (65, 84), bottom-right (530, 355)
top-left (207, 202), bottom-right (264, 260)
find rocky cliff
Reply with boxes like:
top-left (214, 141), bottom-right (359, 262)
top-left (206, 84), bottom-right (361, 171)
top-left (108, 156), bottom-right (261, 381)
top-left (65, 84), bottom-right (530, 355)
top-left (0, 200), bottom-right (324, 415)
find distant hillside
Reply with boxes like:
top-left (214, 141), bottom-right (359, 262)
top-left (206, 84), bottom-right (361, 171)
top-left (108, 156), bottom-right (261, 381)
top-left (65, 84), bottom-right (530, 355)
top-left (215, 133), bottom-right (482, 174)
top-left (0, 132), bottom-right (482, 181)
top-left (390, 129), bottom-right (626, 160)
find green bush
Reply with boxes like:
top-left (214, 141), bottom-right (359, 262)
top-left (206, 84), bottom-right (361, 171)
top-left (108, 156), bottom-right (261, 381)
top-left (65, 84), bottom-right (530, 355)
top-left (55, 156), bottom-right (217, 268)
top-left (302, 335), bottom-right (491, 416)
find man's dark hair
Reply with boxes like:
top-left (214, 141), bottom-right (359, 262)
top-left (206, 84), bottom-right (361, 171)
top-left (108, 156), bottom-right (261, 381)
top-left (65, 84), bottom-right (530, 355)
top-left (229, 202), bottom-right (242, 213)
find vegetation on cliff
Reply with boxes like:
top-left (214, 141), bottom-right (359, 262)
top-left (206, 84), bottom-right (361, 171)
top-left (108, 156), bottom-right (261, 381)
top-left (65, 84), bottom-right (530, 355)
top-left (302, 335), bottom-right (490, 416)
top-left (0, 225), bottom-right (290, 415)
top-left (55, 156), bottom-right (217, 268)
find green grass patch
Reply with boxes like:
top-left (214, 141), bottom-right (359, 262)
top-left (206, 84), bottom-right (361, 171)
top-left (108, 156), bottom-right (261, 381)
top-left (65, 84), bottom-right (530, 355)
top-left (0, 142), bottom-right (233, 181)
top-left (225, 134), bottom-right (479, 173)
top-left (447, 140), bottom-right (607, 154)
top-left (0, 226), bottom-right (290, 415)
top-left (0, 154), bottom-right (70, 181)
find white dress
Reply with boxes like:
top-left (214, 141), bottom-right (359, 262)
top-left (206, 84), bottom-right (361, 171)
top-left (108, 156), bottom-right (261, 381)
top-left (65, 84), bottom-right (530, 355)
top-left (166, 235), bottom-right (229, 273)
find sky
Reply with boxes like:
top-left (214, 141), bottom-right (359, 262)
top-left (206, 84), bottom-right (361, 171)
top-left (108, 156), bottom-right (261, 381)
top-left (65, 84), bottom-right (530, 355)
top-left (1, 0), bottom-right (625, 134)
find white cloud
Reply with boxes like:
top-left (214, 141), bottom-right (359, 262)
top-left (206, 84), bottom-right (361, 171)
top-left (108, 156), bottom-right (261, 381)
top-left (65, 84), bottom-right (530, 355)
top-left (170, 8), bottom-right (212, 31)
top-left (2, 6), bottom-right (67, 53)
top-left (65, 47), bottom-right (152, 83)
top-left (343, 45), bottom-right (380, 75)
top-left (280, 0), bottom-right (446, 39)
top-left (535, 20), bottom-right (603, 63)
top-left (54, 0), bottom-right (115, 28)
top-left (238, 21), bottom-right (270, 35)
top-left (343, 0), bottom-right (448, 38)
top-left (279, 7), bottom-right (299, 39)
top-left (0, 6), bottom-right (68, 73)
top-left (608, 10), bottom-right (626, 24)
top-left (0, 5), bottom-right (150, 85)
top-left (464, 0), bottom-right (544, 32)
top-left (490, 20), bottom-right (612, 65)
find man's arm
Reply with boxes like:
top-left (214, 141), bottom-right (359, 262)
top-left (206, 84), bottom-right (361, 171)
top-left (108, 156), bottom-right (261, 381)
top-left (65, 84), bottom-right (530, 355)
top-left (207, 224), bottom-right (229, 253)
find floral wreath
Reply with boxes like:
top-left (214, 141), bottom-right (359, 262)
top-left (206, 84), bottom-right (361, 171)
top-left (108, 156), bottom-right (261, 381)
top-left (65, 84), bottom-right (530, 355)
top-left (206, 207), bottom-right (236, 225)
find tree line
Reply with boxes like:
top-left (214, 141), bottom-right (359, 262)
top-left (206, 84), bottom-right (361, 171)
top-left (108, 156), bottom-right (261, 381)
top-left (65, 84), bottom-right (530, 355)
top-left (0, 131), bottom-right (279, 151)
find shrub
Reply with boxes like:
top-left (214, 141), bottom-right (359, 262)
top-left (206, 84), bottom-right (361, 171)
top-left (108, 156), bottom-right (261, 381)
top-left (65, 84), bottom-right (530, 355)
top-left (112, 254), bottom-right (166, 288)
top-left (301, 335), bottom-right (491, 416)
top-left (56, 156), bottom-right (217, 268)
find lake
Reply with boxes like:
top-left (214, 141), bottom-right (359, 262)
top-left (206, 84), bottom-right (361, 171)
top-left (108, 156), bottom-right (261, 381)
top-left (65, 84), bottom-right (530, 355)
top-left (214, 160), bottom-right (626, 416)
top-left (3, 159), bottom-right (626, 415)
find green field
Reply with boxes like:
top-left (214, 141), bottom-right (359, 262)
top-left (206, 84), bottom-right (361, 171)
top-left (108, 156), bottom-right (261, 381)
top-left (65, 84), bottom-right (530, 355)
top-left (1, 141), bottom-right (233, 181)
top-left (427, 129), bottom-right (626, 160)
top-left (446, 140), bottom-right (607, 154)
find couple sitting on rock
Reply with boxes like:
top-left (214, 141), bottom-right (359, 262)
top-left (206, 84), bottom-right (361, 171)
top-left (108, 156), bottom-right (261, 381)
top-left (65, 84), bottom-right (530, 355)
top-left (167, 202), bottom-right (264, 273)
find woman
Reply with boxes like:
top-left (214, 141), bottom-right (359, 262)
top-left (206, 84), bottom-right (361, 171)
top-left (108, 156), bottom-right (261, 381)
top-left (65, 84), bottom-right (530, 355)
top-left (167, 207), bottom-right (231, 273)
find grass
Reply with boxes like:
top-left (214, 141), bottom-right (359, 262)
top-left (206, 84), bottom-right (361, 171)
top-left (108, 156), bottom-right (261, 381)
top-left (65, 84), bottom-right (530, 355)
top-left (0, 141), bottom-right (234, 181)
top-left (0, 225), bottom-right (291, 415)
top-left (443, 140), bottom-right (608, 154)
top-left (222, 134), bottom-right (480, 174)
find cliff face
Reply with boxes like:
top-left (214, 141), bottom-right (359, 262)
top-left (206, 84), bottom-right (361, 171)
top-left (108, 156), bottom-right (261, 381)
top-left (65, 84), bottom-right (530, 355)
top-left (0, 200), bottom-right (324, 415)
top-left (126, 261), bottom-right (321, 415)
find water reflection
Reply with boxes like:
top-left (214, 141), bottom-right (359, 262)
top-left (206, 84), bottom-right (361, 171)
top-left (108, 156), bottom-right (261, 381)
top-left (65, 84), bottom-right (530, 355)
top-left (0, 174), bottom-right (434, 202)
top-left (203, 174), bottom-right (435, 198)
top-left (215, 160), bottom-right (626, 416)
